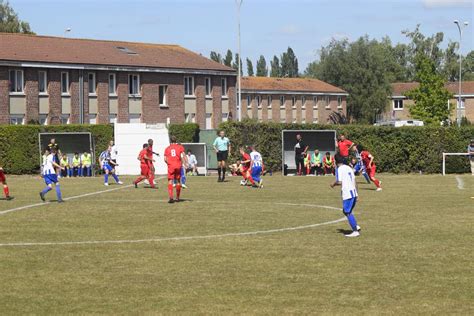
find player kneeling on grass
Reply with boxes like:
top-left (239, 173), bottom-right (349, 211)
top-left (330, 154), bottom-right (361, 237)
top-left (100, 146), bottom-right (123, 186)
top-left (40, 148), bottom-right (65, 203)
top-left (249, 146), bottom-right (264, 188)
top-left (0, 166), bottom-right (12, 200)
top-left (165, 136), bottom-right (185, 203)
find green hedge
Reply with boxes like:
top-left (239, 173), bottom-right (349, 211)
top-left (168, 123), bottom-right (200, 143)
top-left (0, 125), bottom-right (113, 174)
top-left (219, 120), bottom-right (474, 174)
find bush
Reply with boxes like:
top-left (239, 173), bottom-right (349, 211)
top-left (0, 125), bottom-right (113, 174)
top-left (219, 120), bottom-right (474, 174)
top-left (168, 123), bottom-right (200, 143)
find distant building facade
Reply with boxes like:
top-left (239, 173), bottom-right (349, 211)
top-left (240, 77), bottom-right (348, 124)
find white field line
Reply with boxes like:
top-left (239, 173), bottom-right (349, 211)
top-left (0, 217), bottom-right (347, 247)
top-left (455, 175), bottom-right (465, 190)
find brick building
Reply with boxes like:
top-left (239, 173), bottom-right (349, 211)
top-left (240, 77), bottom-right (348, 124)
top-left (0, 33), bottom-right (236, 129)
top-left (386, 81), bottom-right (474, 123)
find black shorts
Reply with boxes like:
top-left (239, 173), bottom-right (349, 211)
top-left (217, 150), bottom-right (228, 161)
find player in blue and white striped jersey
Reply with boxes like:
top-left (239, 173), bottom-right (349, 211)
top-left (250, 146), bottom-right (264, 188)
top-left (99, 146), bottom-right (123, 186)
top-left (39, 148), bottom-right (65, 203)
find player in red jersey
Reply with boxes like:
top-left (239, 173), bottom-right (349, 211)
top-left (164, 136), bottom-right (185, 203)
top-left (239, 146), bottom-right (253, 186)
top-left (133, 143), bottom-right (155, 188)
top-left (337, 134), bottom-right (356, 161)
top-left (357, 145), bottom-right (382, 191)
top-left (145, 138), bottom-right (157, 188)
top-left (0, 166), bottom-right (12, 200)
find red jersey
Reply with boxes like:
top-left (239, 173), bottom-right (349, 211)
top-left (241, 153), bottom-right (251, 170)
top-left (360, 150), bottom-right (375, 169)
top-left (138, 149), bottom-right (148, 165)
top-left (164, 144), bottom-right (185, 168)
top-left (146, 145), bottom-right (154, 166)
top-left (338, 139), bottom-right (353, 157)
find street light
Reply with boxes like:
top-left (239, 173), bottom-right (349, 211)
top-left (64, 28), bottom-right (71, 37)
top-left (236, 0), bottom-right (243, 121)
top-left (454, 20), bottom-right (469, 127)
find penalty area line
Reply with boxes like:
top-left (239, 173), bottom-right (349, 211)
top-left (455, 175), bottom-right (465, 190)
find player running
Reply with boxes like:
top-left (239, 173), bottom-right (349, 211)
top-left (39, 148), bottom-right (65, 203)
top-left (133, 143), bottom-right (156, 188)
top-left (357, 145), bottom-right (382, 191)
top-left (0, 165), bottom-right (12, 200)
top-left (249, 146), bottom-right (264, 188)
top-left (353, 148), bottom-right (371, 184)
top-left (330, 154), bottom-right (361, 237)
top-left (239, 146), bottom-right (251, 186)
top-left (164, 136), bottom-right (186, 203)
top-left (99, 147), bottom-right (123, 186)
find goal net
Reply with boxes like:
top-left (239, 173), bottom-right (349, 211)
top-left (442, 152), bottom-right (471, 175)
top-left (182, 143), bottom-right (208, 175)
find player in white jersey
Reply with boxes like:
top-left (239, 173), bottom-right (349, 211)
top-left (249, 146), bottom-right (264, 188)
top-left (39, 148), bottom-right (65, 203)
top-left (330, 154), bottom-right (361, 237)
top-left (99, 146), bottom-right (123, 186)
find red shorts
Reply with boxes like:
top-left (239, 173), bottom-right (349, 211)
top-left (367, 165), bottom-right (376, 178)
top-left (140, 164), bottom-right (149, 176)
top-left (0, 170), bottom-right (5, 183)
top-left (242, 167), bottom-right (249, 174)
top-left (168, 166), bottom-right (181, 181)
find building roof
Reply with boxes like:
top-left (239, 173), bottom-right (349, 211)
top-left (391, 81), bottom-right (474, 96)
top-left (241, 76), bottom-right (347, 94)
top-left (0, 33), bottom-right (235, 74)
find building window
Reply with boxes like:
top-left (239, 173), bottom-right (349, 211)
top-left (393, 99), bottom-right (404, 110)
top-left (89, 114), bottom-right (97, 124)
top-left (280, 117), bottom-right (286, 123)
top-left (222, 113), bottom-right (229, 122)
top-left (10, 115), bottom-right (25, 125)
top-left (88, 73), bottom-right (96, 95)
top-left (302, 96), bottom-right (306, 109)
top-left (337, 96), bottom-right (343, 109)
top-left (61, 72), bottom-right (69, 94)
top-left (313, 96), bottom-right (318, 109)
top-left (108, 73), bottom-right (116, 95)
top-left (128, 74), bottom-right (140, 96)
top-left (292, 96), bottom-right (297, 109)
top-left (60, 114), bottom-right (70, 124)
top-left (39, 114), bottom-right (48, 125)
top-left (159, 85), bottom-right (168, 107)
top-left (221, 77), bottom-right (227, 96)
top-left (184, 76), bottom-right (194, 96)
top-left (280, 96), bottom-right (285, 109)
top-left (267, 96), bottom-right (272, 109)
top-left (324, 96), bottom-right (330, 109)
top-left (185, 113), bottom-right (196, 123)
top-left (109, 114), bottom-right (117, 124)
top-left (256, 95), bottom-right (262, 108)
top-left (39, 71), bottom-right (47, 94)
top-left (457, 98), bottom-right (465, 109)
top-left (129, 114), bottom-right (141, 123)
top-left (205, 77), bottom-right (212, 96)
top-left (9, 70), bottom-right (24, 93)
top-left (247, 95), bottom-right (252, 108)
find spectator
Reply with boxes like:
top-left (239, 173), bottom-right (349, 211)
top-left (81, 151), bottom-right (92, 177)
top-left (304, 152), bottom-right (311, 175)
top-left (186, 150), bottom-right (198, 176)
top-left (294, 134), bottom-right (309, 176)
top-left (72, 152), bottom-right (81, 177)
top-left (323, 152), bottom-right (335, 175)
top-left (337, 134), bottom-right (355, 162)
top-left (311, 149), bottom-right (324, 176)
top-left (59, 153), bottom-right (71, 178)
top-left (469, 139), bottom-right (474, 176)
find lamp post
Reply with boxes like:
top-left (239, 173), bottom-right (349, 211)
top-left (64, 28), bottom-right (71, 37)
top-left (454, 20), bottom-right (469, 127)
top-left (236, 0), bottom-right (243, 121)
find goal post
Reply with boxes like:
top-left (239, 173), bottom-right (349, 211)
top-left (442, 152), bottom-right (471, 175)
top-left (182, 143), bottom-right (208, 175)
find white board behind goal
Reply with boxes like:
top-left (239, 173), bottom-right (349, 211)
top-left (114, 123), bottom-right (170, 175)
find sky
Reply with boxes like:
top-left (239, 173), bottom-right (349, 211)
top-left (8, 0), bottom-right (474, 73)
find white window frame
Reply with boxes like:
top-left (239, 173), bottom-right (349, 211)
top-left (302, 96), bottom-right (306, 109)
top-left (61, 72), bottom-right (69, 95)
top-left (9, 114), bottom-right (25, 125)
top-left (280, 96), bottom-right (285, 109)
top-left (109, 114), bottom-right (118, 124)
top-left (89, 114), bottom-right (97, 124)
top-left (184, 76), bottom-right (195, 97)
top-left (221, 77), bottom-right (227, 96)
top-left (456, 98), bottom-right (465, 109)
top-left (267, 96), bottom-right (272, 109)
top-left (159, 85), bottom-right (168, 107)
top-left (60, 114), bottom-right (70, 125)
top-left (108, 73), bottom-right (117, 96)
top-left (393, 99), bottom-right (404, 111)
top-left (88, 72), bottom-right (96, 95)
top-left (292, 96), bottom-right (297, 109)
top-left (129, 114), bottom-right (141, 123)
top-left (222, 112), bottom-right (229, 122)
top-left (337, 96), bottom-right (343, 109)
top-left (246, 95), bottom-right (252, 109)
top-left (39, 114), bottom-right (48, 126)
top-left (256, 95), bottom-right (262, 109)
top-left (9, 69), bottom-right (24, 94)
top-left (128, 74), bottom-right (140, 96)
top-left (324, 96), bottom-right (330, 109)
top-left (205, 77), bottom-right (212, 97)
top-left (38, 71), bottom-right (48, 95)
top-left (313, 96), bottom-right (318, 109)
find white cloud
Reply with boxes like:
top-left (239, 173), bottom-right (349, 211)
top-left (422, 0), bottom-right (472, 8)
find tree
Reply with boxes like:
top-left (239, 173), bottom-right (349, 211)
top-left (0, 0), bottom-right (34, 34)
top-left (270, 55), bottom-right (280, 77)
top-left (462, 50), bottom-right (474, 81)
top-left (441, 42), bottom-right (459, 81)
top-left (224, 49), bottom-right (233, 67)
top-left (256, 55), bottom-right (268, 77)
top-left (210, 51), bottom-right (222, 63)
top-left (246, 58), bottom-right (254, 76)
top-left (232, 53), bottom-right (243, 76)
top-left (280, 47), bottom-right (299, 77)
top-left (405, 54), bottom-right (453, 125)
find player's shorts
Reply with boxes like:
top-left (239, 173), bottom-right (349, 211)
top-left (0, 170), bottom-right (5, 183)
top-left (103, 164), bottom-right (113, 172)
top-left (241, 166), bottom-right (250, 174)
top-left (168, 166), bottom-right (181, 181)
top-left (251, 166), bottom-right (262, 177)
top-left (44, 173), bottom-right (59, 185)
top-left (342, 197), bottom-right (357, 215)
top-left (140, 164), bottom-right (150, 176)
top-left (367, 165), bottom-right (376, 178)
top-left (217, 150), bottom-right (228, 161)
top-left (354, 162), bottom-right (364, 174)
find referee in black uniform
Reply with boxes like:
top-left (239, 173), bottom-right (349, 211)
top-left (294, 134), bottom-right (309, 176)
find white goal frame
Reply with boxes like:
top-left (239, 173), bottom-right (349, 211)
top-left (442, 152), bottom-right (471, 175)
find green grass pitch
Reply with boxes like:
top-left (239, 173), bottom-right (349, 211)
top-left (0, 174), bottom-right (473, 314)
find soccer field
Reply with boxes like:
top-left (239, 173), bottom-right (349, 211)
top-left (0, 174), bottom-right (473, 314)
